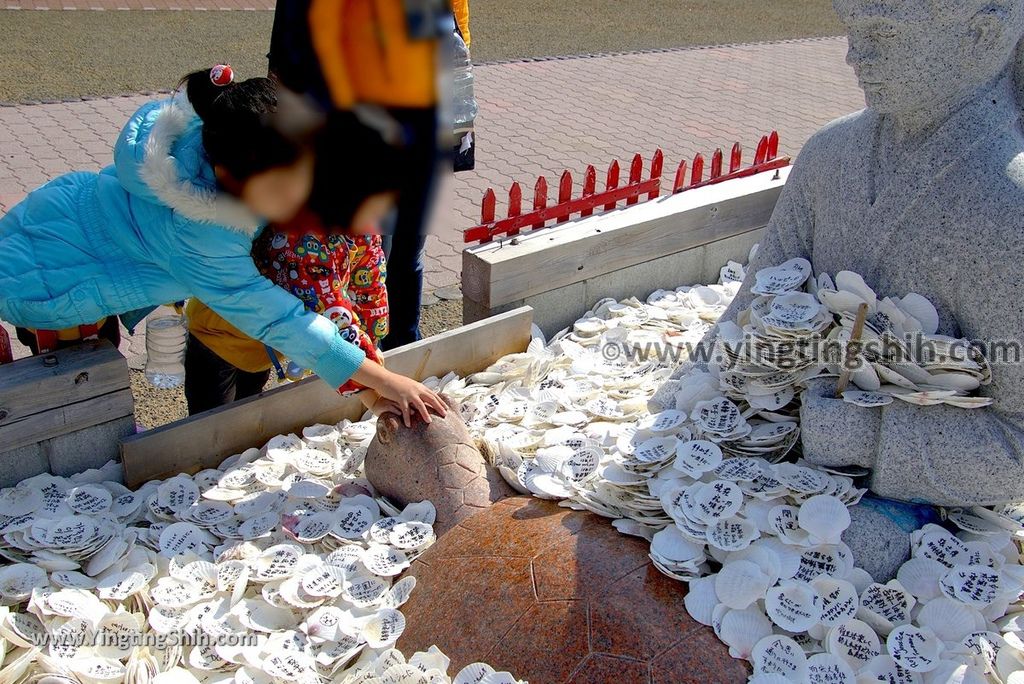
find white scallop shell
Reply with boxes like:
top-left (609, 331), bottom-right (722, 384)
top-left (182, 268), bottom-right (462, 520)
top-left (939, 565), bottom-right (1002, 608)
top-left (363, 609), bottom-right (407, 648)
top-left (706, 516), bottom-right (760, 552)
top-left (720, 607), bottom-right (773, 660)
top-left (806, 653), bottom-right (856, 684)
top-left (858, 581), bottom-right (916, 635)
top-left (752, 634), bottom-right (809, 681)
top-left (766, 580), bottom-right (822, 632)
top-left (650, 526), bottom-right (705, 566)
top-left (916, 598), bottom-right (986, 643)
top-left (798, 495), bottom-right (851, 544)
top-left (897, 558), bottom-right (947, 601)
top-left (683, 575), bottom-right (718, 626)
top-left (715, 560), bottom-right (772, 610)
top-left (812, 578), bottom-right (858, 628)
top-left (887, 624), bottom-right (941, 673)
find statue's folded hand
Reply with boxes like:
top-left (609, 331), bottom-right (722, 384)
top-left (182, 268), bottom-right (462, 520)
top-left (798, 377), bottom-right (880, 469)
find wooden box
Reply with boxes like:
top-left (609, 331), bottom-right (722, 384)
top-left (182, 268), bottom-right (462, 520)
top-left (0, 340), bottom-right (135, 487)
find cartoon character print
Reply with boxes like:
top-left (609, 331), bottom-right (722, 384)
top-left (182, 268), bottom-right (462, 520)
top-left (339, 325), bottom-right (361, 345)
top-left (270, 232), bottom-right (289, 250)
top-left (291, 285), bottom-right (319, 310)
top-left (294, 235), bottom-right (329, 262)
top-left (352, 266), bottom-right (374, 289)
top-left (322, 305), bottom-right (354, 330)
top-left (326, 233), bottom-right (346, 252)
top-left (348, 240), bottom-right (368, 265)
top-left (373, 317), bottom-right (389, 340)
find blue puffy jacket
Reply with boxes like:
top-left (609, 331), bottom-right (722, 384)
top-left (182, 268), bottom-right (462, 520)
top-left (0, 96), bottom-right (365, 389)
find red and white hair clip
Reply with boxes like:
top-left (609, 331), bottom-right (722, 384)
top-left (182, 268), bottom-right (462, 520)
top-left (209, 64), bottom-right (234, 87)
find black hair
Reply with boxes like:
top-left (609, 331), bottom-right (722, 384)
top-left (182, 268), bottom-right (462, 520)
top-left (180, 68), bottom-right (309, 182)
top-left (306, 109), bottom-right (414, 230)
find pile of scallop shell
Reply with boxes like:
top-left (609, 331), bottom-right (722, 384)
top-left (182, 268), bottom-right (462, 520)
top-left (716, 257), bottom-right (993, 411)
top-left (0, 420), bottom-right (523, 683)
top-left (426, 250), bottom-right (1024, 683)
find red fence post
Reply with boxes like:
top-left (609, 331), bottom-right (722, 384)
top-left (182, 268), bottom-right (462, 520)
top-left (507, 182), bottom-right (522, 236)
top-left (754, 136), bottom-right (769, 165)
top-left (710, 149), bottom-right (724, 181)
top-left (580, 165), bottom-right (597, 217)
top-left (532, 177), bottom-right (548, 230)
top-left (691, 153), bottom-right (705, 187)
top-left (604, 160), bottom-right (620, 211)
top-left (626, 153), bottom-right (644, 206)
top-left (557, 171), bottom-right (573, 223)
top-left (649, 149), bottom-right (664, 200)
top-left (730, 143), bottom-right (742, 173)
top-left (673, 160), bottom-right (688, 193)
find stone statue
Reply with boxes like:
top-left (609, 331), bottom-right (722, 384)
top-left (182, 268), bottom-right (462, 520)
top-left (719, 0), bottom-right (1024, 507)
top-left (692, 0), bottom-right (1024, 579)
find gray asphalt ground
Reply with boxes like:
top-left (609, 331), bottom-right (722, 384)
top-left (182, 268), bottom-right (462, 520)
top-left (0, 1), bottom-right (842, 102)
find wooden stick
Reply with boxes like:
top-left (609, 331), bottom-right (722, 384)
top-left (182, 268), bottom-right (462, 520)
top-left (836, 302), bottom-right (870, 397)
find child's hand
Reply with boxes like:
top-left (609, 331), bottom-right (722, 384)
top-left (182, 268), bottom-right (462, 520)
top-left (383, 373), bottom-right (447, 427)
top-left (369, 395), bottom-right (403, 419)
top-left (351, 363), bottom-right (448, 427)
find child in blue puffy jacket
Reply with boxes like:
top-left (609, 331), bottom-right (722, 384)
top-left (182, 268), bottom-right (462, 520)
top-left (0, 65), bottom-right (445, 427)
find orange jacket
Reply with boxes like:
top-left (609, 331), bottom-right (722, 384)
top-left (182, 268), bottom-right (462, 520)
top-left (308, 0), bottom-right (441, 110)
top-left (453, 0), bottom-right (470, 47)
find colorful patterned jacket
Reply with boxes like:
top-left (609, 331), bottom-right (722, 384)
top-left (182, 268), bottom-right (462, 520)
top-left (188, 209), bottom-right (387, 395)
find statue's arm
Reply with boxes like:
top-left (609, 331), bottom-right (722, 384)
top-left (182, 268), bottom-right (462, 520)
top-left (802, 269), bottom-right (1024, 506)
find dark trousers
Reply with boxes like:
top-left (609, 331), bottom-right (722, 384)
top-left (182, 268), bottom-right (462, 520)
top-left (15, 317), bottom-right (121, 355)
top-left (184, 334), bottom-right (271, 416)
top-left (381, 233), bottom-right (427, 350)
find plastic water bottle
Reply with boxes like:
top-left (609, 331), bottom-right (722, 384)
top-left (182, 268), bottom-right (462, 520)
top-left (450, 31), bottom-right (478, 127)
top-left (145, 305), bottom-right (187, 389)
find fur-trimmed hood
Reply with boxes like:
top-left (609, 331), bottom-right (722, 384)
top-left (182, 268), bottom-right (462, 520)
top-left (113, 95), bottom-right (262, 235)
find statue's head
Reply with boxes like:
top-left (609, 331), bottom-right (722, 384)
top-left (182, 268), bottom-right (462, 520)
top-left (833, 0), bottom-right (1024, 115)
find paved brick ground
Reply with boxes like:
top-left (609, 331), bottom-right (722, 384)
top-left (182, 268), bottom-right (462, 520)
top-left (0, 37), bottom-right (862, 357)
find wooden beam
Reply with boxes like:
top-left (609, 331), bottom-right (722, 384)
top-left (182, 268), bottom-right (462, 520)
top-left (0, 340), bottom-right (132, 453)
top-left (0, 340), bottom-right (128, 427)
top-left (120, 307), bottom-right (535, 486)
top-left (462, 167), bottom-right (789, 310)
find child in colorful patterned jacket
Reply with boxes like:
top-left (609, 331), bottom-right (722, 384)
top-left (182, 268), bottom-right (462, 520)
top-left (185, 195), bottom-right (398, 417)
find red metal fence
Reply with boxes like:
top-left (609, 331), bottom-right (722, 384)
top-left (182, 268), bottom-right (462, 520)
top-left (463, 131), bottom-right (789, 245)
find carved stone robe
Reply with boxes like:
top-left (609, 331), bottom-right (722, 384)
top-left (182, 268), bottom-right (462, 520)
top-left (719, 76), bottom-right (1024, 506)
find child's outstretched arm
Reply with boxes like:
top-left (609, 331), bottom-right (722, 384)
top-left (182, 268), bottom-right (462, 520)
top-left (169, 222), bottom-right (445, 424)
top-left (168, 221), bottom-right (367, 391)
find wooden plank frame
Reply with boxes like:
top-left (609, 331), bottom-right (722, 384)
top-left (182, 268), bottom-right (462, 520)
top-left (462, 167), bottom-right (790, 311)
top-left (0, 340), bottom-right (132, 452)
top-left (120, 307), bottom-right (535, 487)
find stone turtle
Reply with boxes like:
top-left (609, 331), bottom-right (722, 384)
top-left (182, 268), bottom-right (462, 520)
top-left (364, 395), bottom-right (515, 535)
top-left (364, 401), bottom-right (744, 683)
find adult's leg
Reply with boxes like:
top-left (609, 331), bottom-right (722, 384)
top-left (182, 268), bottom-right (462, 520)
top-left (184, 334), bottom-right (243, 416)
top-left (382, 106), bottom-right (438, 351)
top-left (381, 233), bottom-right (427, 350)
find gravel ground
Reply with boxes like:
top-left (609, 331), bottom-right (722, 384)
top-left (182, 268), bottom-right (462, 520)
top-left (132, 298), bottom-right (464, 429)
top-left (0, 1), bottom-right (841, 103)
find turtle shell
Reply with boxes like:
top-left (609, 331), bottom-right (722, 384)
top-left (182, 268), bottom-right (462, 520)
top-left (397, 496), bottom-right (748, 683)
